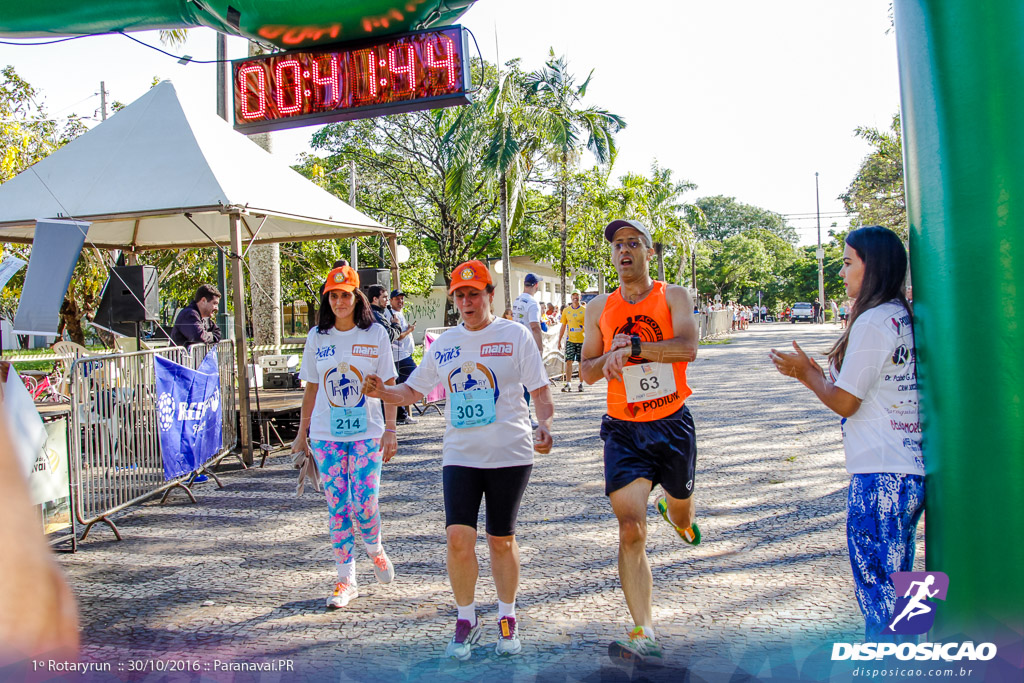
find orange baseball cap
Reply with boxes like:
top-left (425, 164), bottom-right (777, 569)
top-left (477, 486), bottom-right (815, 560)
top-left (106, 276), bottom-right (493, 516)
top-left (448, 260), bottom-right (492, 294)
top-left (323, 265), bottom-right (360, 293)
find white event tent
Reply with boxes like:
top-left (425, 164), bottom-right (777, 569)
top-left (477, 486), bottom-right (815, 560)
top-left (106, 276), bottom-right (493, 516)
top-left (0, 80), bottom-right (394, 461)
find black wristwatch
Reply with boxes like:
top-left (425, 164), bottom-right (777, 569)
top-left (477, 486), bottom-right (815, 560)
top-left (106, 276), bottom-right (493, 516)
top-left (630, 334), bottom-right (642, 358)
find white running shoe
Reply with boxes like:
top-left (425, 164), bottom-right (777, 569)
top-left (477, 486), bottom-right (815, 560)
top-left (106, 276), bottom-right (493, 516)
top-left (495, 615), bottom-right (522, 656)
top-left (444, 619), bottom-right (482, 660)
top-left (371, 548), bottom-right (395, 584)
top-left (326, 579), bottom-right (358, 608)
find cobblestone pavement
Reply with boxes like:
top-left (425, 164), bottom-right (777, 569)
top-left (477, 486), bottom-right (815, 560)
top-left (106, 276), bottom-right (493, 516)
top-left (53, 322), bottom-right (925, 682)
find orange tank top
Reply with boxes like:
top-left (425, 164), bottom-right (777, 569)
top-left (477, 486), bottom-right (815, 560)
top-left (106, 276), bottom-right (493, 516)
top-left (599, 281), bottom-right (692, 421)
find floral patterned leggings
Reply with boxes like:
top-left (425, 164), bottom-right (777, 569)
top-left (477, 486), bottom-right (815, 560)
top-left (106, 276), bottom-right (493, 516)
top-left (309, 438), bottom-right (383, 566)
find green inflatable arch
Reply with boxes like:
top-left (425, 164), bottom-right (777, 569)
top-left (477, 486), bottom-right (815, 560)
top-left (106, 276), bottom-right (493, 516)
top-left (894, 0), bottom-right (1023, 640)
top-left (0, 0), bottom-right (476, 49)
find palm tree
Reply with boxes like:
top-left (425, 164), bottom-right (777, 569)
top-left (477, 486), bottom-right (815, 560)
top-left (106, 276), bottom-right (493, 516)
top-left (528, 50), bottom-right (624, 306)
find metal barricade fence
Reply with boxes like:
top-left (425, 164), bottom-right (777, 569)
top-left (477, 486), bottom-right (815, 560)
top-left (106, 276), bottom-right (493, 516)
top-left (68, 342), bottom-right (238, 541)
top-left (187, 341), bottom-right (238, 457)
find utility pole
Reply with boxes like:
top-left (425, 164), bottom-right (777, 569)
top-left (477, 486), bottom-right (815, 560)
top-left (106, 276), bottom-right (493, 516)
top-left (349, 160), bottom-right (358, 269)
top-left (815, 172), bottom-right (826, 322)
top-left (98, 81), bottom-right (108, 120)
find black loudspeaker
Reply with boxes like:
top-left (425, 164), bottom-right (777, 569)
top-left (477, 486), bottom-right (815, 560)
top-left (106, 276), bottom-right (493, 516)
top-left (94, 266), bottom-right (159, 324)
top-left (357, 268), bottom-right (391, 296)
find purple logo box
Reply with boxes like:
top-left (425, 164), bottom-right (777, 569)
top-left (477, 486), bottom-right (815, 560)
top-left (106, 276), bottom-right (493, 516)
top-left (885, 571), bottom-right (950, 636)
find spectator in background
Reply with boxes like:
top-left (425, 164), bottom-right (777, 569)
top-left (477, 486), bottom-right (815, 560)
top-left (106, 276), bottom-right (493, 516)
top-left (170, 284), bottom-right (222, 347)
top-left (544, 302), bottom-right (559, 327)
top-left (839, 301), bottom-right (848, 329)
top-left (771, 226), bottom-right (923, 638)
top-left (366, 284), bottom-right (401, 345)
top-left (389, 289), bottom-right (418, 426)
top-left (502, 309), bottom-right (514, 321)
top-left (813, 299), bottom-right (823, 324)
top-left (830, 299), bottom-right (840, 324)
top-left (511, 274), bottom-right (544, 428)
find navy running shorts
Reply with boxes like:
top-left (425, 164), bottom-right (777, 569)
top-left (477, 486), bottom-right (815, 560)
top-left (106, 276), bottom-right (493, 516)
top-left (443, 464), bottom-right (532, 537)
top-left (600, 405), bottom-right (697, 499)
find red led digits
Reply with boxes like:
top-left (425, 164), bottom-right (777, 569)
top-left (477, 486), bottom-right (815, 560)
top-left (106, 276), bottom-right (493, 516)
top-left (238, 63), bottom-right (268, 119)
top-left (312, 55), bottom-right (341, 107)
top-left (274, 59), bottom-right (303, 114)
top-left (233, 26), bottom-right (468, 133)
top-left (426, 35), bottom-right (456, 88)
top-left (387, 44), bottom-right (416, 94)
top-left (350, 48), bottom-right (379, 102)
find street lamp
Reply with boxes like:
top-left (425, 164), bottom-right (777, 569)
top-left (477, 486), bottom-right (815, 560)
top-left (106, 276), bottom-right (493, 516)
top-left (815, 172), bottom-right (825, 322)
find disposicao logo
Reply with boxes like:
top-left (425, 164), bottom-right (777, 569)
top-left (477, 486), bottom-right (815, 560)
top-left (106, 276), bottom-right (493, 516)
top-left (832, 571), bottom-right (997, 662)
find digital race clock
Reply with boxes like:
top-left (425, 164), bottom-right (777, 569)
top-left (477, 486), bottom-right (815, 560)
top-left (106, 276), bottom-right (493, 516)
top-left (232, 25), bottom-right (471, 134)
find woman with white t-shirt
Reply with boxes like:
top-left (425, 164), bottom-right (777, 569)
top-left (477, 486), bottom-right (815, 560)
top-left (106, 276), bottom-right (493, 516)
top-left (770, 226), bottom-right (924, 638)
top-left (291, 265), bottom-right (399, 609)
top-left (363, 260), bottom-right (554, 661)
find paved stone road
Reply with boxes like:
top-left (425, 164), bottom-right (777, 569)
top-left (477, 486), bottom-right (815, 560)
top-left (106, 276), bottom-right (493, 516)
top-left (54, 322), bottom-right (925, 682)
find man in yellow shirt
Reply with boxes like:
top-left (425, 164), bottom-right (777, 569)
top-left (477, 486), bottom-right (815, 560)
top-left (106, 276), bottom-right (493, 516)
top-left (558, 290), bottom-right (587, 392)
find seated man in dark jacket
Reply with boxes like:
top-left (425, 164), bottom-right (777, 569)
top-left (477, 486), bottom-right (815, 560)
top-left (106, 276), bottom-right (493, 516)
top-left (170, 284), bottom-right (222, 347)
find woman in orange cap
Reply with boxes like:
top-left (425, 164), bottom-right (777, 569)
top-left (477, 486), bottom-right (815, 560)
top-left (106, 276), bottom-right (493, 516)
top-left (363, 259), bottom-right (553, 660)
top-left (291, 265), bottom-right (399, 609)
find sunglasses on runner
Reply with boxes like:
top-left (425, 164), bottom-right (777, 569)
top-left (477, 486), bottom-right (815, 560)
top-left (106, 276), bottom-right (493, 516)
top-left (612, 239), bottom-right (645, 251)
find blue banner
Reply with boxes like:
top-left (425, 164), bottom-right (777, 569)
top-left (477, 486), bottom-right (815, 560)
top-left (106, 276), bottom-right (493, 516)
top-left (154, 351), bottom-right (223, 480)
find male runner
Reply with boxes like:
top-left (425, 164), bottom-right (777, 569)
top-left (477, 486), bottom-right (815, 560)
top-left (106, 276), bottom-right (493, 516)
top-left (581, 218), bottom-right (701, 662)
top-left (558, 290), bottom-right (586, 392)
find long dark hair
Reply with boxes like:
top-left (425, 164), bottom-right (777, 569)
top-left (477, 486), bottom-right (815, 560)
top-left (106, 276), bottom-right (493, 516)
top-left (828, 226), bottom-right (912, 371)
top-left (317, 287), bottom-right (375, 333)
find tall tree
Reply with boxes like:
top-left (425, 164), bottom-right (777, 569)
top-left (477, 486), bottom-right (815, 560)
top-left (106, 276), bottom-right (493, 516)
top-left (0, 67), bottom-right (96, 345)
top-left (452, 60), bottom-right (540, 311)
top-left (301, 67), bottom-right (501, 324)
top-left (694, 195), bottom-right (797, 243)
top-left (839, 113), bottom-right (906, 239)
top-left (527, 50), bottom-right (625, 306)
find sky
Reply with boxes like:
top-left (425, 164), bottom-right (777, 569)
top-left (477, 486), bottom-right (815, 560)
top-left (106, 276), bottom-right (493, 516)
top-left (0, 1), bottom-right (901, 246)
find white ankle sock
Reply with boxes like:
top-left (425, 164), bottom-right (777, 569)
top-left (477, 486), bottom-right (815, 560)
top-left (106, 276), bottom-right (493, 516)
top-left (498, 599), bottom-right (516, 619)
top-left (456, 602), bottom-right (476, 624)
top-left (365, 540), bottom-right (382, 556)
top-left (337, 560), bottom-right (355, 583)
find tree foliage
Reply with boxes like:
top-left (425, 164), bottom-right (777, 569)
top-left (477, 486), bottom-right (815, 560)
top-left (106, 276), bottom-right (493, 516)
top-left (839, 113), bottom-right (906, 239)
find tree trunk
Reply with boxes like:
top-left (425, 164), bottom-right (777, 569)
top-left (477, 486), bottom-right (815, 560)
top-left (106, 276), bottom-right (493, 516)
top-left (500, 171), bottom-right (512, 312)
top-left (306, 298), bottom-right (318, 329)
top-left (655, 242), bottom-right (665, 281)
top-left (59, 298), bottom-right (86, 346)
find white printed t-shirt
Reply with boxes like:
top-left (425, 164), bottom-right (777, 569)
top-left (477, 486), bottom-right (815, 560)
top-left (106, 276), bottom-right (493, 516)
top-left (405, 317), bottom-right (548, 468)
top-left (831, 300), bottom-right (924, 475)
top-left (299, 324), bottom-right (397, 443)
top-left (511, 291), bottom-right (541, 327)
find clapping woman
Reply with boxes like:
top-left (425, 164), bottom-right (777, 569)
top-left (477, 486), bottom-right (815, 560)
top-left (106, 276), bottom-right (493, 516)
top-left (292, 265), bottom-right (399, 609)
top-left (770, 226), bottom-right (924, 638)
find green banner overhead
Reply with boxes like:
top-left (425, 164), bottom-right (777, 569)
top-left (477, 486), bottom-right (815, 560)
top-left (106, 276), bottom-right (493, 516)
top-left (0, 0), bottom-right (477, 49)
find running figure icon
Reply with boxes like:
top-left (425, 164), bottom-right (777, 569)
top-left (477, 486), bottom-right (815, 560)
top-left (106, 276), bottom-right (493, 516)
top-left (888, 574), bottom-right (939, 630)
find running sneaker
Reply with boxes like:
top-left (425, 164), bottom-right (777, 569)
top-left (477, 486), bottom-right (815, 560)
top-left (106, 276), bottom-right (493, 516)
top-left (371, 548), bottom-right (395, 584)
top-left (561, 383), bottom-right (571, 393)
top-left (655, 495), bottom-right (701, 545)
top-left (608, 626), bottom-right (662, 662)
top-left (495, 616), bottom-right (522, 656)
top-left (577, 383), bottom-right (584, 392)
top-left (444, 619), bottom-right (482, 661)
top-left (326, 579), bottom-right (358, 608)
